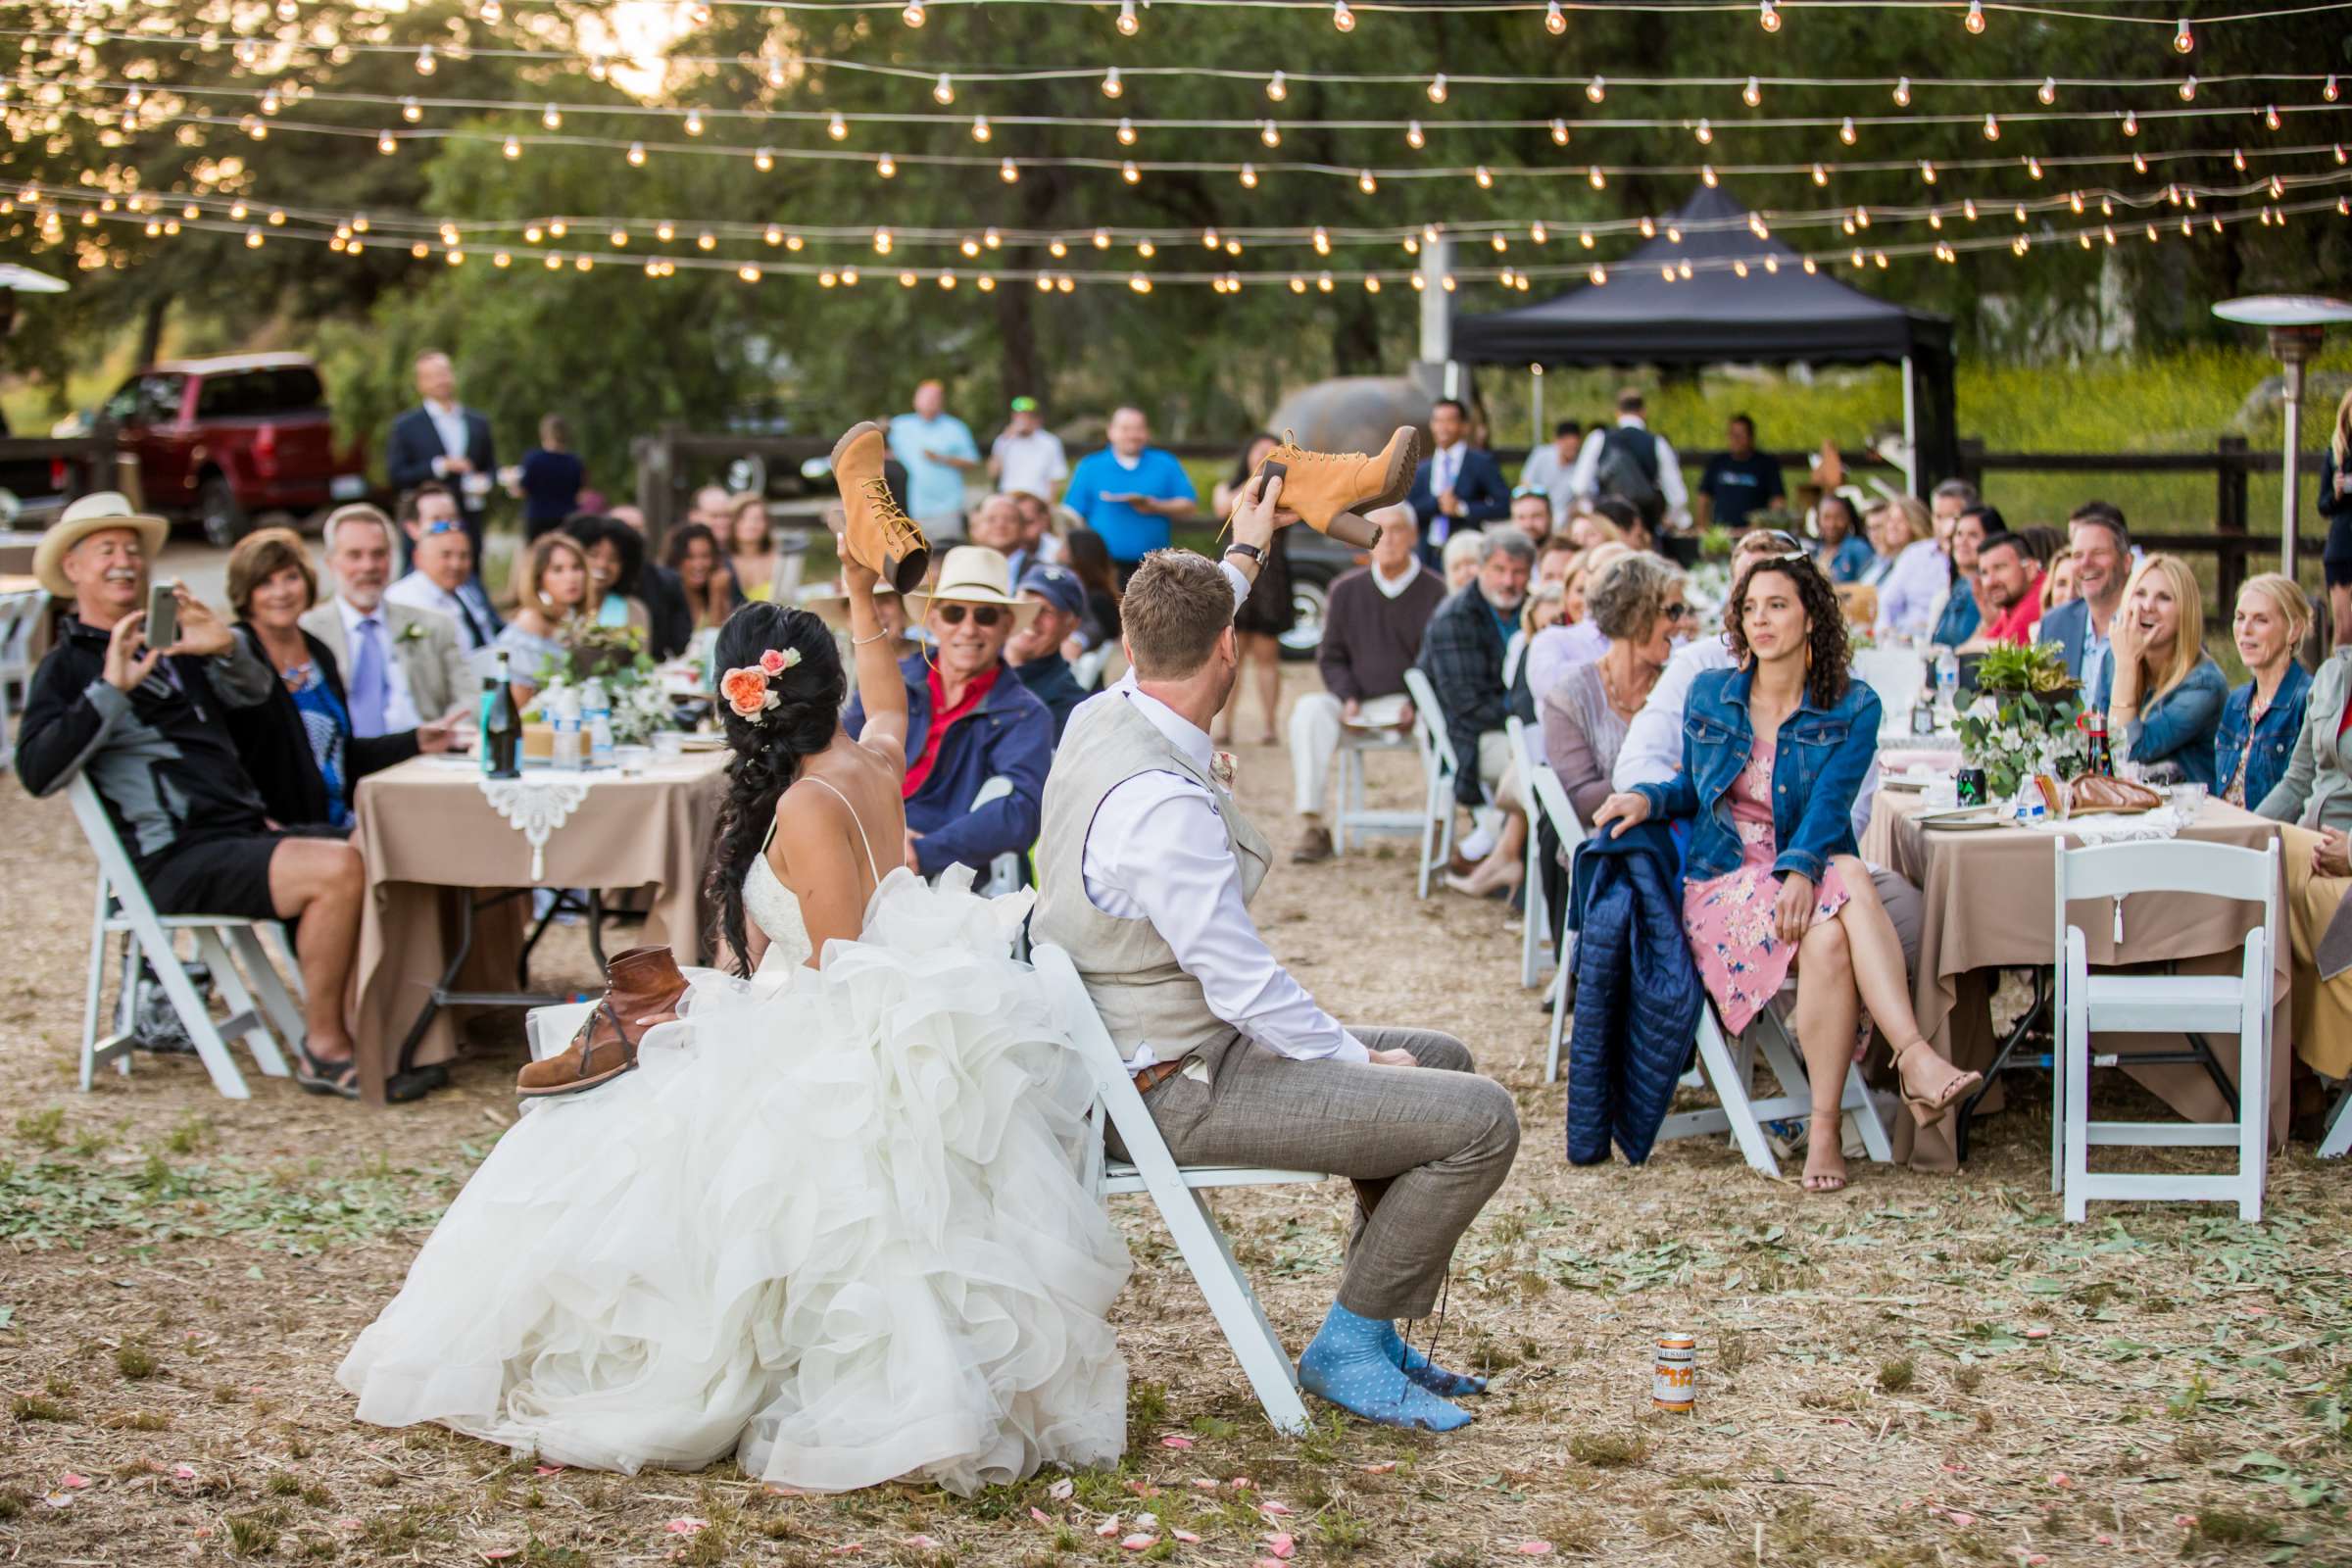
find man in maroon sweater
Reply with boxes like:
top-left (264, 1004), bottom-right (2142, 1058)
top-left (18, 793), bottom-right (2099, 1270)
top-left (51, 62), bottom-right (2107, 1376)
top-left (1290, 508), bottom-right (1448, 862)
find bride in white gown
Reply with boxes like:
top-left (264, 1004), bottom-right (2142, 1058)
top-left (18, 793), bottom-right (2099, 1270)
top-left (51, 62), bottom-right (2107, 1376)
top-left (336, 551), bottom-right (1132, 1495)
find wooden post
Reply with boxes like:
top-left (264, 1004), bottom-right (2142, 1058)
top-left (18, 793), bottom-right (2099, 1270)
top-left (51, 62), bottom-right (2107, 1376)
top-left (1956, 437), bottom-right (1984, 494)
top-left (633, 429), bottom-right (673, 540)
top-left (2216, 433), bottom-right (2249, 615)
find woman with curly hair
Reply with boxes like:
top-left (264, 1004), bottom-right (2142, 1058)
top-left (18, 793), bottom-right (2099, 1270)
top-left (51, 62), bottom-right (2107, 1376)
top-left (340, 435), bottom-right (1131, 1495)
top-left (1594, 552), bottom-right (1980, 1192)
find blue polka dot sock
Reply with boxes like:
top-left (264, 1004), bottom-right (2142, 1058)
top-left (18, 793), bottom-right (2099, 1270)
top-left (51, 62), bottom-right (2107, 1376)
top-left (1377, 1320), bottom-right (1489, 1397)
top-left (1298, 1303), bottom-right (1473, 1433)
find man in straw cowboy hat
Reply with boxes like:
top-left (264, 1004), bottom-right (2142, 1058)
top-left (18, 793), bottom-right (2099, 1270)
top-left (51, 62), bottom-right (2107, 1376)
top-left (17, 493), bottom-right (370, 1096)
top-left (842, 540), bottom-right (1056, 881)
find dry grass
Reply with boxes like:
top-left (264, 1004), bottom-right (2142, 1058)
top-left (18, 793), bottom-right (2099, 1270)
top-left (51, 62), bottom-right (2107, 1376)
top-left (3, 664), bottom-right (2349, 1565)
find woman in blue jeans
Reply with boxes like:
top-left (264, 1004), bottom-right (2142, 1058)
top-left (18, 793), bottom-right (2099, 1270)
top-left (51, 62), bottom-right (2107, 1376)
top-left (1595, 553), bottom-right (1981, 1192)
top-left (2086, 554), bottom-right (2228, 789)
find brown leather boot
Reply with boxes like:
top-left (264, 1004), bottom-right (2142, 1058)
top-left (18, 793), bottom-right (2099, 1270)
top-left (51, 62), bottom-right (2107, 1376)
top-left (516, 945), bottom-right (689, 1099)
top-left (1253, 427), bottom-right (1423, 550)
top-left (831, 420), bottom-right (931, 595)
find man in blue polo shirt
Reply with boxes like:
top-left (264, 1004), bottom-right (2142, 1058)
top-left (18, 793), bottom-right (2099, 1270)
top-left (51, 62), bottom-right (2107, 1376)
top-left (1062, 406), bottom-right (1197, 569)
top-left (887, 378), bottom-right (980, 538)
top-left (1695, 413), bottom-right (1786, 529)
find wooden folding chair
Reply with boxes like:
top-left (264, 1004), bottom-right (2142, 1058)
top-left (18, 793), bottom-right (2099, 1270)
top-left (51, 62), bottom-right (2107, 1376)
top-left (68, 777), bottom-right (305, 1101)
top-left (1033, 944), bottom-right (1328, 1436)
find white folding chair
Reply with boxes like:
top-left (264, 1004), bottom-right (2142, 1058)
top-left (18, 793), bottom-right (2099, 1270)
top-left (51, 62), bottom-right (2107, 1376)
top-left (67, 777), bottom-right (305, 1101)
top-left (1328, 724), bottom-right (1419, 857)
top-left (1520, 742), bottom-right (1588, 1084)
top-left (1655, 998), bottom-right (1893, 1179)
top-left (2052, 837), bottom-right (2278, 1222)
top-left (2319, 1079), bottom-right (2352, 1160)
top-left (0, 589), bottom-right (44, 771)
top-left (1504, 717), bottom-right (1558, 992)
top-left (967, 775), bottom-right (1029, 902)
top-left (1401, 666), bottom-right (1459, 900)
top-left (1033, 943), bottom-right (1327, 1437)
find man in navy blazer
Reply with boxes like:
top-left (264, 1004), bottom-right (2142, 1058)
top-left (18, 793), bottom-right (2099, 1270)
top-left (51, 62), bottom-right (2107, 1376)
top-left (2035, 502), bottom-right (2132, 688)
top-left (1405, 399), bottom-right (1511, 570)
top-left (385, 351), bottom-right (496, 554)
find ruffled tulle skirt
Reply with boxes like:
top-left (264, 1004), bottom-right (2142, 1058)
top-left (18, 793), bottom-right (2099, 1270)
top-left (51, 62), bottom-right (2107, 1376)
top-left (335, 871), bottom-right (1132, 1495)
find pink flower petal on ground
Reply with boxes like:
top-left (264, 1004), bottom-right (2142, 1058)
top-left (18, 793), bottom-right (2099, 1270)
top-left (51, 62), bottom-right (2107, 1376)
top-left (832, 1545), bottom-right (863, 1556)
top-left (2175, 1515), bottom-right (2198, 1529)
top-left (1096, 1516), bottom-right (1123, 1538)
top-left (1257, 1500), bottom-right (1292, 1516)
top-left (59, 1473), bottom-right (91, 1490)
top-left (1120, 1535), bottom-right (1159, 1551)
top-left (1519, 1543), bottom-right (1557, 1556)
top-left (664, 1518), bottom-right (710, 1536)
top-left (2095, 1535), bottom-right (2116, 1546)
top-left (1135, 1513), bottom-right (1158, 1530)
top-left (1254, 1560), bottom-right (1286, 1568)
top-left (40, 1491), bottom-right (74, 1509)
top-left (533, 1464), bottom-right (565, 1476)
top-left (482, 1551), bottom-right (522, 1563)
top-left (1124, 1481), bottom-right (1162, 1498)
top-left (1160, 1435), bottom-right (1195, 1448)
top-left (1265, 1531), bottom-right (1297, 1559)
top-left (1945, 1512), bottom-right (1977, 1530)
top-left (1230, 1476), bottom-right (1253, 1490)
top-left (172, 1465), bottom-right (197, 1481)
top-left (2049, 1472), bottom-right (2072, 1488)
top-left (1940, 1462), bottom-right (1969, 1474)
top-left (2017, 1554), bottom-right (2048, 1566)
top-left (905, 1537), bottom-right (941, 1551)
top-left (335, 1519), bottom-right (363, 1532)
top-left (2024, 1326), bottom-right (2050, 1340)
top-left (1049, 1479), bottom-right (1075, 1500)
top-left (1030, 1508), bottom-right (1055, 1527)
top-left (1173, 1530), bottom-right (1202, 1544)
top-left (1361, 1461), bottom-right (1397, 1474)
top-left (1191, 1479), bottom-right (1221, 1492)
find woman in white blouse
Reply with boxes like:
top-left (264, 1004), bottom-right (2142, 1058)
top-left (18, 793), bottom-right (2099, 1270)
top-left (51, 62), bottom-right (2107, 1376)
top-left (1865, 495), bottom-right (1946, 641)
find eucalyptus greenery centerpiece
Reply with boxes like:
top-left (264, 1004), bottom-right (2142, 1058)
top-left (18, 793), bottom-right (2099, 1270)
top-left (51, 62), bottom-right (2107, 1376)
top-left (1956, 642), bottom-right (2090, 799)
top-left (525, 625), bottom-right (676, 747)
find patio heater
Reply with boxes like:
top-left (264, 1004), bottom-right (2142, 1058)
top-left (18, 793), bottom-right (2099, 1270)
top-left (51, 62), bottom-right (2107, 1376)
top-left (2211, 295), bottom-right (2352, 583)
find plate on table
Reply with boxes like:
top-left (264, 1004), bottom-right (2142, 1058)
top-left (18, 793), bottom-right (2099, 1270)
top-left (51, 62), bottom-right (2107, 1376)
top-left (675, 733), bottom-right (727, 752)
top-left (1882, 768), bottom-right (1944, 793)
top-left (1917, 806), bottom-right (2005, 831)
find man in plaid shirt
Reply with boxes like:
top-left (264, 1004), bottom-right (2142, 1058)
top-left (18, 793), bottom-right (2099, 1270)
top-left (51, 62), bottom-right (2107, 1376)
top-left (1416, 530), bottom-right (1537, 872)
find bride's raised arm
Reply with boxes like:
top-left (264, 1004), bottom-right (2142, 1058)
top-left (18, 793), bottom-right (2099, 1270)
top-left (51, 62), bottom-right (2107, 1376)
top-left (841, 555), bottom-right (907, 773)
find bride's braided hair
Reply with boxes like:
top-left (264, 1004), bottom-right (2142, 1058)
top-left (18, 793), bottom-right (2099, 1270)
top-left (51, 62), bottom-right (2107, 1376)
top-left (704, 602), bottom-right (846, 977)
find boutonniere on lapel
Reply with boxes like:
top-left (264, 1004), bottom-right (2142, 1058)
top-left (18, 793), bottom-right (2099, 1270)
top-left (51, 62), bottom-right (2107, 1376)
top-left (398, 620), bottom-right (427, 644)
top-left (1210, 751), bottom-right (1237, 791)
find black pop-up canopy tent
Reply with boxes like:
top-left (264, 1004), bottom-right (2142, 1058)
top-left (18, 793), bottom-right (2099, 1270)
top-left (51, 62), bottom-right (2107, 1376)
top-left (1451, 185), bottom-right (1959, 491)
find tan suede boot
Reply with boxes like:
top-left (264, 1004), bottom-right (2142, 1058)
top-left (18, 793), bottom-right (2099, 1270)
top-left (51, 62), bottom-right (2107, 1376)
top-left (831, 420), bottom-right (931, 595)
top-left (1253, 427), bottom-right (1424, 549)
top-left (515, 945), bottom-right (689, 1099)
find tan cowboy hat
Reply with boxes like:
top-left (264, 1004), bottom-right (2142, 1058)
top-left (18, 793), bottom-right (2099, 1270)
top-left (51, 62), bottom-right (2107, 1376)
top-left (906, 545), bottom-right (1040, 629)
top-left (34, 491), bottom-right (170, 597)
top-left (801, 577), bottom-right (901, 632)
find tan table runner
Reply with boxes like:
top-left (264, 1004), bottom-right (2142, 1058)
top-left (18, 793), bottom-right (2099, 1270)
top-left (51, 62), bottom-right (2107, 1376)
top-left (350, 751), bottom-right (729, 1104)
top-left (1866, 790), bottom-right (2292, 1171)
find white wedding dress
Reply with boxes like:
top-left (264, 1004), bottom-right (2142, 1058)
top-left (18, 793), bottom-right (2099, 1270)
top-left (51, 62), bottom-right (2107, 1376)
top-left (336, 785), bottom-right (1133, 1494)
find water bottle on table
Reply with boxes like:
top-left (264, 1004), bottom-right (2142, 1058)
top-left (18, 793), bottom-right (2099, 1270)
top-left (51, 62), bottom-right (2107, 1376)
top-left (1934, 648), bottom-right (1959, 727)
top-left (581, 677), bottom-right (614, 769)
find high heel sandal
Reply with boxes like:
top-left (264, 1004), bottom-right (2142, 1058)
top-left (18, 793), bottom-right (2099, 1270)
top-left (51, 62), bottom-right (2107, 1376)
top-left (1891, 1039), bottom-right (1983, 1129)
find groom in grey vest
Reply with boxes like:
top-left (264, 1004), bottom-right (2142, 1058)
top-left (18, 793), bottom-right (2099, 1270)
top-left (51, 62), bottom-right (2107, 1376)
top-left (1034, 476), bottom-right (1520, 1433)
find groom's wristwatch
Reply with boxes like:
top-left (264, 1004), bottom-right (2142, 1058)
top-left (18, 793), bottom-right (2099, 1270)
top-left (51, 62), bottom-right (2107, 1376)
top-left (1223, 543), bottom-right (1264, 564)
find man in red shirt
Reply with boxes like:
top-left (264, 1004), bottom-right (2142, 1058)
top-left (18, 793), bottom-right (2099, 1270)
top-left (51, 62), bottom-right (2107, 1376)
top-left (1974, 531), bottom-right (2047, 648)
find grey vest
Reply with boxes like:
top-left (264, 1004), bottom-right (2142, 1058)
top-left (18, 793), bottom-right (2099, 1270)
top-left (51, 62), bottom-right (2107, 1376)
top-left (1033, 691), bottom-right (1271, 1061)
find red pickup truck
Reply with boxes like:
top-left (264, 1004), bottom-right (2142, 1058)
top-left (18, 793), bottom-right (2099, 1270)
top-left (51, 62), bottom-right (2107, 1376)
top-left (96, 353), bottom-right (370, 547)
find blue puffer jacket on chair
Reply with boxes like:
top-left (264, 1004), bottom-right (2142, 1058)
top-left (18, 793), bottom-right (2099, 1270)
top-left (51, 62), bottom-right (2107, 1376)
top-left (1565, 819), bottom-right (1705, 1165)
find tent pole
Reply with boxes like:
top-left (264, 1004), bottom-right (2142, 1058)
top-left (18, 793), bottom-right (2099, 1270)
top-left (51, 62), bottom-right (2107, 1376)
top-left (1530, 365), bottom-right (1544, 453)
top-left (1419, 237), bottom-right (1452, 368)
top-left (1899, 354), bottom-right (1919, 498)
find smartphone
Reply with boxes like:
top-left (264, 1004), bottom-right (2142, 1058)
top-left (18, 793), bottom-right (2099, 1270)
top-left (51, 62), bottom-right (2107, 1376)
top-left (145, 582), bottom-right (178, 653)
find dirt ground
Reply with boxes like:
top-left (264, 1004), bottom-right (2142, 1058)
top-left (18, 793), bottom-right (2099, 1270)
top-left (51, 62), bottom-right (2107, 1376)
top-left (3, 662), bottom-right (2348, 1567)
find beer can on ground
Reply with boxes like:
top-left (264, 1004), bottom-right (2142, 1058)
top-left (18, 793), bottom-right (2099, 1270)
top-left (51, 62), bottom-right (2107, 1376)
top-left (1652, 1334), bottom-right (1696, 1412)
top-left (1955, 767), bottom-right (1989, 808)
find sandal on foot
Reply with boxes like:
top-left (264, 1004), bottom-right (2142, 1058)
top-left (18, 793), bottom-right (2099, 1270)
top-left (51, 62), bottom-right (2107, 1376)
top-left (1891, 1039), bottom-right (1983, 1128)
top-left (1801, 1149), bottom-right (1848, 1194)
top-left (293, 1042), bottom-right (361, 1100)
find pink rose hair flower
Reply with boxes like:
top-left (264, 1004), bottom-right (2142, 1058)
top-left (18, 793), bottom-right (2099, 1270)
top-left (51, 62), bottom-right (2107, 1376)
top-left (721, 647), bottom-right (802, 721)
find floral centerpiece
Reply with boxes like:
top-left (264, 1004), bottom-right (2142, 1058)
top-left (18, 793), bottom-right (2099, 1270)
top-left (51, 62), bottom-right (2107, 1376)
top-left (1955, 641), bottom-right (2089, 800)
top-left (523, 625), bottom-right (677, 747)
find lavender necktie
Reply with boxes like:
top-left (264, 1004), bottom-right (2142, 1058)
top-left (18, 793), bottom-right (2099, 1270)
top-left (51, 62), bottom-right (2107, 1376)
top-left (349, 616), bottom-right (390, 737)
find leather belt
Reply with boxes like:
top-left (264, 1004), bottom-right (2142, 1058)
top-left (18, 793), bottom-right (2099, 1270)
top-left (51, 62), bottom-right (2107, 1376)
top-left (1131, 1057), bottom-right (1188, 1093)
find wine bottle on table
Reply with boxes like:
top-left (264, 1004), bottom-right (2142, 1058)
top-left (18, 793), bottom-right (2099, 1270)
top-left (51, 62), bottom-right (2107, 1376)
top-left (481, 652), bottom-right (522, 780)
top-left (2084, 709), bottom-right (2113, 777)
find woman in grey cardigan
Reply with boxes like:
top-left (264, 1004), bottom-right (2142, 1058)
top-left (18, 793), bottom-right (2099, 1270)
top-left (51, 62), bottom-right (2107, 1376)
top-left (2254, 649), bottom-right (2352, 1082)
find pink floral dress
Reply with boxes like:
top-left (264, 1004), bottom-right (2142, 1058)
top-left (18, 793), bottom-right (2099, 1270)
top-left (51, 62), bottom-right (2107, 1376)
top-left (1682, 733), bottom-right (1856, 1043)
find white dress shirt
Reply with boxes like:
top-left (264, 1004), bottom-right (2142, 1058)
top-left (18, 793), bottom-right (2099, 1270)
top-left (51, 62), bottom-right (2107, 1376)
top-left (992, 427), bottom-right (1070, 500)
top-left (1568, 416), bottom-right (1692, 528)
top-left (1407, 441), bottom-right (1469, 533)
top-left (1612, 634), bottom-right (1880, 843)
top-left (423, 399), bottom-right (469, 476)
top-left (1070, 558), bottom-right (1367, 1071)
top-left (1369, 558), bottom-right (1423, 600)
top-left (1871, 537), bottom-right (1949, 641)
top-left (385, 570), bottom-right (491, 654)
top-left (336, 596), bottom-right (421, 735)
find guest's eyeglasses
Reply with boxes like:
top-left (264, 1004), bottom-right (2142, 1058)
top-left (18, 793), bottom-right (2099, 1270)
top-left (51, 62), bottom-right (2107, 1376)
top-left (936, 604), bottom-right (1004, 628)
top-left (418, 519), bottom-right (466, 537)
top-left (1748, 529), bottom-right (1804, 554)
top-left (1511, 484), bottom-right (1549, 500)
top-left (1662, 602), bottom-right (1693, 620)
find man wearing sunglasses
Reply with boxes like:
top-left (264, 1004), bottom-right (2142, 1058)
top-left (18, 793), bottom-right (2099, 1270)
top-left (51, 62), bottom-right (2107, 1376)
top-left (1611, 528), bottom-right (1923, 972)
top-left (387, 483), bottom-right (503, 657)
top-left (844, 545), bottom-right (1055, 881)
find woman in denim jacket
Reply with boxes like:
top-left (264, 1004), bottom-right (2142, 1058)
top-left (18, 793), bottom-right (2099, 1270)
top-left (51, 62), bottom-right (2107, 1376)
top-left (1594, 553), bottom-right (1981, 1192)
top-left (2086, 555), bottom-right (2228, 789)
top-left (2216, 573), bottom-right (2313, 810)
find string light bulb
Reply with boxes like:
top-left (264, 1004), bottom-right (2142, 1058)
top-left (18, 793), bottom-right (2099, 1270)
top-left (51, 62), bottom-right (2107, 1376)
top-left (376, 128), bottom-right (396, 154)
top-left (2179, 75), bottom-right (2197, 101)
top-left (1758, 0), bottom-right (1780, 30)
top-left (1406, 120), bottom-right (1425, 149)
top-left (1742, 75), bottom-right (1762, 108)
top-left (2123, 110), bottom-right (2138, 135)
top-left (1121, 160), bottom-right (1141, 183)
top-left (541, 103), bottom-right (562, 129)
top-left (1474, 165), bottom-right (1494, 188)
top-left (401, 96), bottom-right (421, 122)
top-left (502, 136), bottom-right (520, 159)
top-left (1544, 0), bottom-right (1566, 33)
top-left (1266, 71), bottom-right (1288, 102)
top-left (1963, 0), bottom-right (1984, 32)
top-left (932, 74), bottom-right (954, 105)
top-left (2264, 103), bottom-right (2281, 130)
top-left (1838, 116), bottom-right (1857, 144)
top-left (414, 43), bottom-right (436, 74)
top-left (1332, 0), bottom-right (1355, 30)
top-left (756, 147), bottom-right (775, 171)
top-left (877, 151), bottom-right (897, 176)
top-left (1102, 68), bottom-right (1124, 98)
top-left (1427, 74), bottom-right (1448, 104)
top-left (1116, 0), bottom-right (1140, 34)
top-left (1240, 163), bottom-right (1258, 188)
top-left (683, 109), bottom-right (704, 135)
top-left (1983, 113), bottom-right (2000, 140)
top-left (1000, 157), bottom-right (1019, 181)
top-left (1587, 75), bottom-right (1606, 103)
top-left (2326, 74), bottom-right (2340, 103)
top-left (828, 111), bottom-right (848, 139)
top-left (903, 0), bottom-right (924, 24)
top-left (2037, 76), bottom-right (2056, 106)
top-left (1702, 163), bottom-right (1719, 186)
top-left (1261, 121), bottom-right (1281, 147)
top-left (627, 141), bottom-right (647, 167)
top-left (1589, 166), bottom-right (1606, 188)
top-left (1115, 117), bottom-right (1135, 144)
top-left (1550, 119), bottom-right (1571, 145)
top-left (1812, 161), bottom-right (1830, 183)
top-left (1358, 169), bottom-right (1377, 193)
top-left (2173, 16), bottom-right (2193, 53)
top-left (1695, 119), bottom-right (1713, 145)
